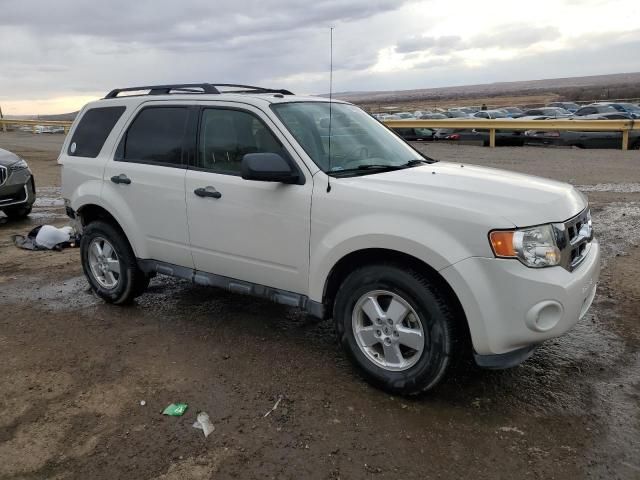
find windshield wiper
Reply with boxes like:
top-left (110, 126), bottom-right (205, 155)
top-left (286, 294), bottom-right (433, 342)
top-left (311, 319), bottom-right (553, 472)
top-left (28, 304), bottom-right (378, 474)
top-left (329, 164), bottom-right (406, 176)
top-left (403, 159), bottom-right (430, 166)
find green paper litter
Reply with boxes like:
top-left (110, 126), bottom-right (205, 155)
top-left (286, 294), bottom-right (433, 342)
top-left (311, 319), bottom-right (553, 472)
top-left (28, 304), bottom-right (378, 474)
top-left (162, 403), bottom-right (188, 416)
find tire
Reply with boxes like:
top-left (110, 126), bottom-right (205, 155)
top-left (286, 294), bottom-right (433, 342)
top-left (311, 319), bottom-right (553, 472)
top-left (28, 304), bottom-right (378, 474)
top-left (334, 264), bottom-right (460, 395)
top-left (80, 220), bottom-right (148, 304)
top-left (3, 206), bottom-right (32, 219)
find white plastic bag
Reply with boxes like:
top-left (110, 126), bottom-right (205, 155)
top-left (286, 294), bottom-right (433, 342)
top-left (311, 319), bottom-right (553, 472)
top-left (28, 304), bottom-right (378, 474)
top-left (35, 225), bottom-right (73, 249)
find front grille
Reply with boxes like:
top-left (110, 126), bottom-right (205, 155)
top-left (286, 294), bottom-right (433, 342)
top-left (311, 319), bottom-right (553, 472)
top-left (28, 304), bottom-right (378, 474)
top-left (554, 208), bottom-right (593, 272)
top-left (0, 166), bottom-right (6, 186)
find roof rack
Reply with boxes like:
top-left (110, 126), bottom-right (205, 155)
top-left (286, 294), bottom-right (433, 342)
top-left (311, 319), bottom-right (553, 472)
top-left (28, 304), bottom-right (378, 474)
top-left (104, 83), bottom-right (293, 99)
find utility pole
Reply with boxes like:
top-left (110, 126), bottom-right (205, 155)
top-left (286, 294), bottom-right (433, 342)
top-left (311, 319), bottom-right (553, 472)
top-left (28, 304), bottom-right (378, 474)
top-left (0, 104), bottom-right (6, 132)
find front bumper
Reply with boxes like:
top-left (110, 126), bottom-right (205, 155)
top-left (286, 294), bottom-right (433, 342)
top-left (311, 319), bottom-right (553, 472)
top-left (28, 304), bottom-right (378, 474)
top-left (440, 239), bottom-right (600, 361)
top-left (0, 169), bottom-right (35, 210)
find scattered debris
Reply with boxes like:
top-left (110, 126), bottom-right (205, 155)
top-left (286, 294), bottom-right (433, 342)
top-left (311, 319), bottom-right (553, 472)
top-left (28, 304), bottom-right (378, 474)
top-left (263, 395), bottom-right (283, 418)
top-left (192, 412), bottom-right (215, 438)
top-left (140, 400), bottom-right (146, 406)
top-left (497, 426), bottom-right (525, 435)
top-left (162, 403), bottom-right (188, 416)
top-left (12, 225), bottom-right (80, 251)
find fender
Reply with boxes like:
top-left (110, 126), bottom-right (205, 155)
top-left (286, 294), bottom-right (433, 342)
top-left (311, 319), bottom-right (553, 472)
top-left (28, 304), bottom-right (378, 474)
top-left (308, 212), bottom-right (480, 302)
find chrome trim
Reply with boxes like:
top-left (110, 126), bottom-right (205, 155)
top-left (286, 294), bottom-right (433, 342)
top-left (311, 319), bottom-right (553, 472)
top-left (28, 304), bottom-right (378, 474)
top-left (0, 184), bottom-right (29, 207)
top-left (553, 208), bottom-right (593, 272)
top-left (0, 165), bottom-right (7, 186)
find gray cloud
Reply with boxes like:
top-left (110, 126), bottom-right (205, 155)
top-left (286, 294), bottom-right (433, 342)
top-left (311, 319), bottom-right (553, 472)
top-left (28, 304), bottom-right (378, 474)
top-left (395, 35), bottom-right (462, 54)
top-left (0, 0), bottom-right (638, 113)
top-left (395, 25), bottom-right (561, 57)
top-left (470, 25), bottom-right (561, 49)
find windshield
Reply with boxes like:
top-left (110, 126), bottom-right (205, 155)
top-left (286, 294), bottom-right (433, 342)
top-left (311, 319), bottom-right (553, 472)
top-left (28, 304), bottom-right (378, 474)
top-left (271, 102), bottom-right (433, 174)
top-left (620, 103), bottom-right (640, 112)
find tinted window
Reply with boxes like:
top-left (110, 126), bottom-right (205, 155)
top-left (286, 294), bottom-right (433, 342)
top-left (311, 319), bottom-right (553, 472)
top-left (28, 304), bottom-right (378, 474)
top-left (68, 106), bottom-right (125, 158)
top-left (197, 109), bottom-right (285, 174)
top-left (121, 107), bottom-right (188, 166)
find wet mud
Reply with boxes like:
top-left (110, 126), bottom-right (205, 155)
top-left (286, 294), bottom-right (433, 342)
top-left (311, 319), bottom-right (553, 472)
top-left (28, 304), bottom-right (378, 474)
top-left (0, 133), bottom-right (638, 479)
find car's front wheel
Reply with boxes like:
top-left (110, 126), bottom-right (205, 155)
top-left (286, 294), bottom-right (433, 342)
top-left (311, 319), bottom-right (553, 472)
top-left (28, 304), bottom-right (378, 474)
top-left (3, 206), bottom-right (32, 219)
top-left (80, 221), bottom-right (148, 304)
top-left (334, 264), bottom-right (460, 395)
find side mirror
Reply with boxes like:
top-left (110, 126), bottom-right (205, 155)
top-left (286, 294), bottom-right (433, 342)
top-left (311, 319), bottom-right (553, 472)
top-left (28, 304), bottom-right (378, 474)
top-left (241, 153), bottom-right (301, 184)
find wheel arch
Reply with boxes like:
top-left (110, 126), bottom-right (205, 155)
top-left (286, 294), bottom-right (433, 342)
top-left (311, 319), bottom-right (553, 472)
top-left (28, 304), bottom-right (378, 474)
top-left (321, 248), bottom-right (470, 341)
top-left (77, 203), bottom-right (142, 257)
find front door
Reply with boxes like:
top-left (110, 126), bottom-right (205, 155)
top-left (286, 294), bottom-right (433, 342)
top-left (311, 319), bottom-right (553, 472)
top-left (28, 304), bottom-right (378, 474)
top-left (185, 105), bottom-right (312, 294)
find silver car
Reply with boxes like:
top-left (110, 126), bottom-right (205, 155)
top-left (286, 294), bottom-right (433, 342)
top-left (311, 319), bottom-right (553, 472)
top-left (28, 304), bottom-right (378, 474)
top-left (0, 148), bottom-right (36, 219)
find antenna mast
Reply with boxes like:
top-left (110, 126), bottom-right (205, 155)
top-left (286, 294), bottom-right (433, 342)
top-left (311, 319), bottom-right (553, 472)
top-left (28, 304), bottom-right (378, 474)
top-left (326, 27), bottom-right (334, 193)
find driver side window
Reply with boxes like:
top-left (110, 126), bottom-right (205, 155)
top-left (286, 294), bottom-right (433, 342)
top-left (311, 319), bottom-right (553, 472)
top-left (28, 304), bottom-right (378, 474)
top-left (197, 108), bottom-right (285, 174)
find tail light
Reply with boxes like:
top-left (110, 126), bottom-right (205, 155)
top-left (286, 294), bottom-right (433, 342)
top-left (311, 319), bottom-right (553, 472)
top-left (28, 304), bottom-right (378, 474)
top-left (447, 134), bottom-right (461, 140)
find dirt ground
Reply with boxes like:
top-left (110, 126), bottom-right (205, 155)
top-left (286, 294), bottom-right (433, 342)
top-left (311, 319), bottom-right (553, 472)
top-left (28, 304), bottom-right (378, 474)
top-left (0, 131), bottom-right (639, 479)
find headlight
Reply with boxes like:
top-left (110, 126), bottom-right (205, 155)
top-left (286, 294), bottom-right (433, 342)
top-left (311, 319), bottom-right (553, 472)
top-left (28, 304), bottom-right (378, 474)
top-left (490, 224), bottom-right (561, 268)
top-left (9, 159), bottom-right (29, 171)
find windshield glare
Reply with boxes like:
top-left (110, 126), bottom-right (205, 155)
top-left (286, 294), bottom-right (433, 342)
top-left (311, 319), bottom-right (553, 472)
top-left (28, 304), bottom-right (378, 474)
top-left (271, 102), bottom-right (428, 173)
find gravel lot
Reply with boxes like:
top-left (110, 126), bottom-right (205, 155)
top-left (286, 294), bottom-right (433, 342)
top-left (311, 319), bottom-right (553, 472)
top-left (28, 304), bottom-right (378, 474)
top-left (1, 131), bottom-right (639, 479)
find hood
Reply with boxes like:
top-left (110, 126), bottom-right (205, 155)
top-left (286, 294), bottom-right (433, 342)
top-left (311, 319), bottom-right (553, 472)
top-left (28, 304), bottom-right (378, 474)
top-left (350, 162), bottom-right (586, 227)
top-left (0, 148), bottom-right (21, 167)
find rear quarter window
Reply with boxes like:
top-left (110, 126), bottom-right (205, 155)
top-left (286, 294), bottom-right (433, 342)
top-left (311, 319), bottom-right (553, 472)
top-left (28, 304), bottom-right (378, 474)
top-left (68, 106), bottom-right (126, 158)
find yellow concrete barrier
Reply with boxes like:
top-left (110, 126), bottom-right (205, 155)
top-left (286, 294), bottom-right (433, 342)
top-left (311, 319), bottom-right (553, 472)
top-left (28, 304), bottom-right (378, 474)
top-left (384, 119), bottom-right (639, 150)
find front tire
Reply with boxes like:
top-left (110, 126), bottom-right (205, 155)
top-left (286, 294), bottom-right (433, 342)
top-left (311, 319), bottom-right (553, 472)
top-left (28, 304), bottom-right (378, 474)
top-left (3, 206), bottom-right (32, 219)
top-left (334, 264), bottom-right (459, 395)
top-left (80, 221), bottom-right (148, 304)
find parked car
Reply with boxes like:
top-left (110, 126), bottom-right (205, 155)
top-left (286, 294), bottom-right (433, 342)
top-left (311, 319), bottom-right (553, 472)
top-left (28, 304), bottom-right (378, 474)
top-left (525, 116), bottom-right (640, 149)
top-left (445, 110), bottom-right (470, 118)
top-left (473, 110), bottom-right (510, 119)
top-left (433, 128), bottom-right (468, 141)
top-left (499, 107), bottom-right (525, 118)
top-left (521, 107), bottom-right (571, 118)
top-left (0, 147), bottom-right (36, 219)
top-left (591, 102), bottom-right (640, 119)
top-left (576, 112), bottom-right (632, 120)
top-left (547, 102), bottom-right (580, 113)
top-left (395, 112), bottom-right (415, 119)
top-left (419, 113), bottom-right (448, 119)
top-left (392, 127), bottom-right (435, 141)
top-left (61, 82), bottom-right (600, 395)
top-left (573, 104), bottom-right (619, 116)
top-left (446, 129), bottom-right (525, 146)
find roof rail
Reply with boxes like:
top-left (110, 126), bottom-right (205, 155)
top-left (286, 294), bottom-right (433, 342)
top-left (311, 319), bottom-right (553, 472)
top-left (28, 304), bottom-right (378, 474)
top-left (212, 84), bottom-right (294, 95)
top-left (104, 83), bottom-right (293, 99)
top-left (104, 83), bottom-right (220, 99)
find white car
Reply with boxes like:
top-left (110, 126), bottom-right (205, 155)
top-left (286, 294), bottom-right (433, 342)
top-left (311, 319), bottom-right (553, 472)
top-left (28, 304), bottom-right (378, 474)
top-left (60, 83), bottom-right (600, 395)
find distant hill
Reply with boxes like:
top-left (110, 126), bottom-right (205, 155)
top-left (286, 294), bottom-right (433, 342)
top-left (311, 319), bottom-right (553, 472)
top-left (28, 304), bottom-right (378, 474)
top-left (331, 72), bottom-right (640, 105)
top-left (3, 111), bottom-right (78, 121)
top-left (37, 112), bottom-right (78, 121)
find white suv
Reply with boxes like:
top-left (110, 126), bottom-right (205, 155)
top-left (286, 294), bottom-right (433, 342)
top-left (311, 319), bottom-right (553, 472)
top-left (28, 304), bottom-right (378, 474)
top-left (60, 83), bottom-right (600, 394)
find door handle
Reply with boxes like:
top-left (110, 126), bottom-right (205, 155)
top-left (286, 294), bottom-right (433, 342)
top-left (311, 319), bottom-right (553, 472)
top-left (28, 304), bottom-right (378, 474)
top-left (111, 174), bottom-right (131, 185)
top-left (194, 186), bottom-right (222, 199)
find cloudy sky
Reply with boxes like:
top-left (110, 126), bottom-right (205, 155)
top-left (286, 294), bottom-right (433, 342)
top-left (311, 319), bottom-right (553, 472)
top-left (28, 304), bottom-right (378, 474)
top-left (1, 0), bottom-right (639, 115)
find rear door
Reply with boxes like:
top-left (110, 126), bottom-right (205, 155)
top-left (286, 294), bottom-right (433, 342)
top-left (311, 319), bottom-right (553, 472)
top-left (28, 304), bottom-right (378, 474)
top-left (103, 103), bottom-right (193, 268)
top-left (184, 103), bottom-right (312, 294)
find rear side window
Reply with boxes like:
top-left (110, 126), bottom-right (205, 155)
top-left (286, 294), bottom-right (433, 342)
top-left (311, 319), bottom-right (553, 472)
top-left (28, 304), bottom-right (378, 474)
top-left (68, 106), bottom-right (125, 157)
top-left (119, 107), bottom-right (189, 166)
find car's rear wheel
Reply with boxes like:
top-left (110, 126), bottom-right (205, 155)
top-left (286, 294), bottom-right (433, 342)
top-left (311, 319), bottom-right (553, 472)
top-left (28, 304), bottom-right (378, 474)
top-left (3, 206), bottom-right (32, 219)
top-left (81, 220), bottom-right (148, 304)
top-left (334, 264), bottom-right (459, 395)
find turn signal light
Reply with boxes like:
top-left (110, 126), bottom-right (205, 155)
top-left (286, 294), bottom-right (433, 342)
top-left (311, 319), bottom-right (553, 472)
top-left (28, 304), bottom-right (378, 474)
top-left (489, 231), bottom-right (516, 257)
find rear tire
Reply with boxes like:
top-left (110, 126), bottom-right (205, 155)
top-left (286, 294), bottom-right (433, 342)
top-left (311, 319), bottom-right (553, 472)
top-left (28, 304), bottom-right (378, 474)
top-left (80, 220), bottom-right (148, 304)
top-left (334, 264), bottom-right (460, 395)
top-left (3, 206), bottom-right (32, 219)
